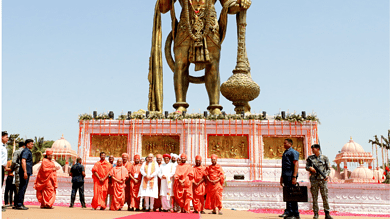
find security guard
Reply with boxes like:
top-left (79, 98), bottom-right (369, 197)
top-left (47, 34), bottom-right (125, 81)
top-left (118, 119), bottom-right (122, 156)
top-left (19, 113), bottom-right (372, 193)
top-left (280, 138), bottom-right (300, 219)
top-left (306, 144), bottom-right (333, 219)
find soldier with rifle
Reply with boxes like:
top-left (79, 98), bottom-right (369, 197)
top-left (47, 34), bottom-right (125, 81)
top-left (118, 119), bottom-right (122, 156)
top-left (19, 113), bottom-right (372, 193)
top-left (306, 144), bottom-right (333, 219)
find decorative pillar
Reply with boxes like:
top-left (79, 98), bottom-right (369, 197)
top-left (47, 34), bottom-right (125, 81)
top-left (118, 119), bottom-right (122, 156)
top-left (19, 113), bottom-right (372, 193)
top-left (368, 161), bottom-right (372, 170)
top-left (344, 161), bottom-right (348, 179)
top-left (64, 161), bottom-right (69, 175)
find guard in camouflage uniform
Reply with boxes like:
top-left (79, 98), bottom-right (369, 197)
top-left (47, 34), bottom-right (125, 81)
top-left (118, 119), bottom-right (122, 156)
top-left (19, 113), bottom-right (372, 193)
top-left (306, 144), bottom-right (333, 219)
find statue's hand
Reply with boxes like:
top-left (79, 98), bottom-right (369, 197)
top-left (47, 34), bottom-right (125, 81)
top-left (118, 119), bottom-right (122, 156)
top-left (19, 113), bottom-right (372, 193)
top-left (228, 0), bottom-right (239, 8)
top-left (241, 0), bottom-right (251, 10)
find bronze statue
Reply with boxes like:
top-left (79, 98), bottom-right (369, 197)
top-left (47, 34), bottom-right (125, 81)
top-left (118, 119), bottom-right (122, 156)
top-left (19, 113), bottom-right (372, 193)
top-left (148, 0), bottom-right (252, 114)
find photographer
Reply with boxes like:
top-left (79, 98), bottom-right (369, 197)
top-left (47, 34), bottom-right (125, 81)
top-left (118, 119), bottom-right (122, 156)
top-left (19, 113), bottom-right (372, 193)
top-left (306, 144), bottom-right (333, 219)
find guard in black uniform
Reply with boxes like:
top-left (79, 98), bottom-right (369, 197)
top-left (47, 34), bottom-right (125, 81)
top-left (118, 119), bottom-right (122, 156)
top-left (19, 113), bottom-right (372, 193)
top-left (69, 157), bottom-right (86, 208)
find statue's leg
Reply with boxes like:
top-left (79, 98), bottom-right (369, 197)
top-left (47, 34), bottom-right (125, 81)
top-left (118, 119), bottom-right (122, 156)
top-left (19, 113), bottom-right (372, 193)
top-left (205, 41), bottom-right (223, 115)
top-left (173, 43), bottom-right (191, 112)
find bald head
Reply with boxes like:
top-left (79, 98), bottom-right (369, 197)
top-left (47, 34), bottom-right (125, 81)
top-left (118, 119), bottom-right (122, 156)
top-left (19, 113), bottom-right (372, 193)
top-left (109, 155), bottom-right (114, 164)
top-left (156, 154), bottom-right (162, 165)
top-left (117, 158), bottom-right (123, 167)
top-left (122, 153), bottom-right (129, 163)
top-left (147, 153), bottom-right (154, 163)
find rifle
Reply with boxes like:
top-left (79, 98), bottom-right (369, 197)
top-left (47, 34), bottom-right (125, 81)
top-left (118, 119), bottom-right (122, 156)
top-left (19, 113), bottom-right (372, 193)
top-left (309, 158), bottom-right (327, 179)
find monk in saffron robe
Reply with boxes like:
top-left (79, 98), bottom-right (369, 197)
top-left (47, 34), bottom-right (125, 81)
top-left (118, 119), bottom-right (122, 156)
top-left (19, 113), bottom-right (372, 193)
top-left (192, 155), bottom-right (206, 214)
top-left (109, 159), bottom-right (128, 211)
top-left (122, 153), bottom-right (132, 209)
top-left (34, 149), bottom-right (59, 209)
top-left (174, 153), bottom-right (193, 213)
top-left (129, 154), bottom-right (142, 211)
top-left (92, 152), bottom-right (112, 210)
top-left (153, 154), bottom-right (163, 211)
top-left (205, 154), bottom-right (224, 215)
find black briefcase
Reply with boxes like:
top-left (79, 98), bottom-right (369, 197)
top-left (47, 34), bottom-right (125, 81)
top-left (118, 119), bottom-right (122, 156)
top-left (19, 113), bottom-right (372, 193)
top-left (283, 183), bottom-right (308, 202)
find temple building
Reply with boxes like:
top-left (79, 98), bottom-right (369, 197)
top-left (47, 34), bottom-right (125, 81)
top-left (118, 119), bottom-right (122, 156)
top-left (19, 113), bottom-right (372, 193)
top-left (332, 137), bottom-right (375, 183)
top-left (32, 135), bottom-right (77, 176)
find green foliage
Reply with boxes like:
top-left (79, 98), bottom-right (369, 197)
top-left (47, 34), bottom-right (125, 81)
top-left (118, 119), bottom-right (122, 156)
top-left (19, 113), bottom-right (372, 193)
top-left (6, 134), bottom-right (24, 160)
top-left (56, 158), bottom-right (66, 166)
top-left (55, 157), bottom-right (73, 167)
top-left (78, 111), bottom-right (321, 123)
top-left (31, 137), bottom-right (53, 165)
top-left (332, 164), bottom-right (344, 172)
top-left (78, 113), bottom-right (93, 121)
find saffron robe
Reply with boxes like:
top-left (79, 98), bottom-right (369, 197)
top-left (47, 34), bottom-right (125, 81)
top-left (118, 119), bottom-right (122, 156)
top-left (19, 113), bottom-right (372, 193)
top-left (129, 163), bottom-right (142, 209)
top-left (192, 165), bottom-right (206, 212)
top-left (205, 164), bottom-right (224, 210)
top-left (174, 163), bottom-right (193, 212)
top-left (91, 160), bottom-right (112, 209)
top-left (34, 158), bottom-right (58, 208)
top-left (138, 161), bottom-right (160, 198)
top-left (109, 166), bottom-right (129, 210)
top-left (123, 161), bottom-right (132, 205)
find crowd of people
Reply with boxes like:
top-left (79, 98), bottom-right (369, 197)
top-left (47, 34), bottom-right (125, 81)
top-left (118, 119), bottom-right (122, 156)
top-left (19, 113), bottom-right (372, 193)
top-left (88, 152), bottom-right (224, 214)
top-left (2, 131), bottom-right (333, 218)
top-left (1, 130), bottom-right (225, 215)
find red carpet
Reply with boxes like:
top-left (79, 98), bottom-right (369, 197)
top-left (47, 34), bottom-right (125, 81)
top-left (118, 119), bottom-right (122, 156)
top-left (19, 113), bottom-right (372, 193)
top-left (249, 209), bottom-right (390, 218)
top-left (115, 212), bottom-right (200, 219)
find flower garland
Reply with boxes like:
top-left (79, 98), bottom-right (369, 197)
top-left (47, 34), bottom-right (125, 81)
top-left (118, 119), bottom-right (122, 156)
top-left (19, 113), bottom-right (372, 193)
top-left (78, 111), bottom-right (320, 123)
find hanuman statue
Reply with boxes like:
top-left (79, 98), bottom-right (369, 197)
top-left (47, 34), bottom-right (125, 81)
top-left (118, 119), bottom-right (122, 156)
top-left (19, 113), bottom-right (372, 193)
top-left (148, 0), bottom-right (251, 115)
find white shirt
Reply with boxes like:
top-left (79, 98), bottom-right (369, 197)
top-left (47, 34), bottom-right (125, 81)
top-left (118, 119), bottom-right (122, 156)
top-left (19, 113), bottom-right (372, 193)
top-left (1, 143), bottom-right (8, 167)
top-left (158, 162), bottom-right (175, 196)
top-left (138, 161), bottom-right (160, 198)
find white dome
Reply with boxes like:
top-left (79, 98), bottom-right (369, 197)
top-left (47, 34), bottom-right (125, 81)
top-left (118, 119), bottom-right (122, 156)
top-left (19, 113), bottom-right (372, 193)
top-left (33, 160), bottom-right (64, 175)
top-left (341, 137), bottom-right (365, 153)
top-left (351, 164), bottom-right (373, 179)
top-left (52, 135), bottom-right (71, 150)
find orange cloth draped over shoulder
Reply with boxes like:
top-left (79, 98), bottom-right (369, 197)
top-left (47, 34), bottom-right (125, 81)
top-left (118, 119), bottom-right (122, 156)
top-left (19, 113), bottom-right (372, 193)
top-left (124, 161), bottom-right (132, 205)
top-left (192, 165), bottom-right (206, 212)
top-left (205, 164), bottom-right (224, 211)
top-left (174, 162), bottom-right (194, 212)
top-left (110, 166), bottom-right (129, 211)
top-left (91, 160), bottom-right (112, 209)
top-left (34, 158), bottom-right (58, 208)
top-left (129, 162), bottom-right (143, 209)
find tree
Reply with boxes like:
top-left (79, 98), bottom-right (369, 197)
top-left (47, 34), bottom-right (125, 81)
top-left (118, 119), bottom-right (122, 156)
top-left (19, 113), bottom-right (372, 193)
top-left (369, 135), bottom-right (381, 167)
top-left (6, 134), bottom-right (24, 160)
top-left (381, 130), bottom-right (390, 168)
top-left (56, 157), bottom-right (74, 167)
top-left (31, 137), bottom-right (53, 165)
top-left (332, 164), bottom-right (343, 172)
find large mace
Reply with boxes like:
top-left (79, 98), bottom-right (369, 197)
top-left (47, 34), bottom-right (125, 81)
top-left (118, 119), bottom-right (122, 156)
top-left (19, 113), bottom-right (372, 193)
top-left (221, 9), bottom-right (260, 114)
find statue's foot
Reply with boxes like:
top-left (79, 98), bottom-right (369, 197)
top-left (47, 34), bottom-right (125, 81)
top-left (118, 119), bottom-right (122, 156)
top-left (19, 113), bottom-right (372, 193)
top-left (207, 104), bottom-right (223, 115)
top-left (173, 102), bottom-right (189, 113)
top-left (176, 106), bottom-right (187, 113)
top-left (210, 108), bottom-right (221, 115)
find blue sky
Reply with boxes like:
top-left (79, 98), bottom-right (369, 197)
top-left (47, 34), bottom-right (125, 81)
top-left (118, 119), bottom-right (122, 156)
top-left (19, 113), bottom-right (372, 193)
top-left (2, 1), bottom-right (389, 167)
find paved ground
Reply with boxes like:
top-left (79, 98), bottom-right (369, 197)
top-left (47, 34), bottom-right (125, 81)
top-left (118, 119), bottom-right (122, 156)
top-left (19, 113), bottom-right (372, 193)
top-left (1, 206), bottom-right (384, 219)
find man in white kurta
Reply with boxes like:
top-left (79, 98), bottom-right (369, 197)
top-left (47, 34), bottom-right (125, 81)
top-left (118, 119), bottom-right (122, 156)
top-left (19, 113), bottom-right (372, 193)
top-left (158, 154), bottom-right (175, 211)
top-left (138, 153), bottom-right (160, 211)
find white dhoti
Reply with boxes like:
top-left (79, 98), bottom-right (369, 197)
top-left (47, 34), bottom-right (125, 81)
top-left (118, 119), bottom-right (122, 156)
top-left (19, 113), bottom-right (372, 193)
top-left (159, 162), bottom-right (175, 210)
top-left (138, 161), bottom-right (160, 210)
